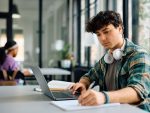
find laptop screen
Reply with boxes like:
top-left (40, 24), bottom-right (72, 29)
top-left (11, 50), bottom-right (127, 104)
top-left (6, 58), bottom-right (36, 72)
top-left (30, 66), bottom-right (54, 97)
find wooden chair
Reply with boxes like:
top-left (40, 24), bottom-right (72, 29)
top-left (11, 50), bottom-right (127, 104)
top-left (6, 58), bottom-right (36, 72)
top-left (0, 80), bottom-right (17, 86)
top-left (0, 71), bottom-right (17, 86)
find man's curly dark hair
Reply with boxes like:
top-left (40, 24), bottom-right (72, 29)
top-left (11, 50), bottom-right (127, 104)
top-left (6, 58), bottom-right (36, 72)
top-left (86, 11), bottom-right (124, 33)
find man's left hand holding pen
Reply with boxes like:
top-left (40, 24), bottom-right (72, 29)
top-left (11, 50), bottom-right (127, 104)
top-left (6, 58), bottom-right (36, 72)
top-left (69, 78), bottom-right (106, 106)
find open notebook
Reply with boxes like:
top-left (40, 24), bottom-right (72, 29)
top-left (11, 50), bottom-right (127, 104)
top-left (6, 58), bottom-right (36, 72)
top-left (50, 100), bottom-right (120, 111)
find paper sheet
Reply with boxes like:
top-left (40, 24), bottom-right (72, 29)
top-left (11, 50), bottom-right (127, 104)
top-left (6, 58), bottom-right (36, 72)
top-left (50, 100), bottom-right (120, 111)
top-left (34, 80), bottom-right (74, 92)
top-left (48, 80), bottom-right (74, 89)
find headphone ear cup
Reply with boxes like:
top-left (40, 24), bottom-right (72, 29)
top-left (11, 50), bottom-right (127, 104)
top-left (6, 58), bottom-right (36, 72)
top-left (104, 53), bottom-right (114, 64)
top-left (113, 49), bottom-right (123, 60)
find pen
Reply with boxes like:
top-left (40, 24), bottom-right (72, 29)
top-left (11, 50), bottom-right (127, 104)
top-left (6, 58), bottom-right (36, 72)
top-left (68, 86), bottom-right (81, 97)
top-left (89, 81), bottom-right (96, 89)
top-left (74, 90), bottom-right (81, 97)
top-left (74, 81), bottom-right (96, 97)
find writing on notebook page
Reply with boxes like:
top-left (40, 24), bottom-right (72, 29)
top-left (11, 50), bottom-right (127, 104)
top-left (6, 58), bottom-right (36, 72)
top-left (51, 100), bottom-right (120, 111)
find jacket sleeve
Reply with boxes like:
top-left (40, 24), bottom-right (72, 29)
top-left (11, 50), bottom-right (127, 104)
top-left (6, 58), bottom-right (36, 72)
top-left (81, 60), bottom-right (105, 86)
top-left (127, 51), bottom-right (150, 102)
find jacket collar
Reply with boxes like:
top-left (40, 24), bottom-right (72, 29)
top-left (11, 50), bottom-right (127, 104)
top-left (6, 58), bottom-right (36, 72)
top-left (122, 38), bottom-right (137, 57)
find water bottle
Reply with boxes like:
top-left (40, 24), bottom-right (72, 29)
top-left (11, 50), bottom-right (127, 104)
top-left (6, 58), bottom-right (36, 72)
top-left (18, 79), bottom-right (24, 85)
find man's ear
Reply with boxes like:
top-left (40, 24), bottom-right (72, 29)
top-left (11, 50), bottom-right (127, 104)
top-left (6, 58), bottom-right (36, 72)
top-left (118, 25), bottom-right (123, 33)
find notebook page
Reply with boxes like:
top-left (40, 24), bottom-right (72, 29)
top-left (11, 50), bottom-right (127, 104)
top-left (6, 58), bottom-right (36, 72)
top-left (50, 100), bottom-right (120, 111)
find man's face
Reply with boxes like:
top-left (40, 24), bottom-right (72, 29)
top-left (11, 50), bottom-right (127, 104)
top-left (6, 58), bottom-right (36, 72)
top-left (95, 24), bottom-right (123, 51)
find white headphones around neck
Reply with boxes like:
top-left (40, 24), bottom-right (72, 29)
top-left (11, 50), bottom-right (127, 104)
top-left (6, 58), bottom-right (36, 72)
top-left (104, 49), bottom-right (123, 64)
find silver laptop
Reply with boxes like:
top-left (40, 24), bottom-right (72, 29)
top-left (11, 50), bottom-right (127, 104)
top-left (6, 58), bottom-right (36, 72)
top-left (31, 66), bottom-right (77, 100)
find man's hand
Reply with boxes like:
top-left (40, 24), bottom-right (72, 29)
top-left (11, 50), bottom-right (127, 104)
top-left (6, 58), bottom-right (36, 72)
top-left (78, 89), bottom-right (105, 106)
top-left (70, 82), bottom-right (87, 95)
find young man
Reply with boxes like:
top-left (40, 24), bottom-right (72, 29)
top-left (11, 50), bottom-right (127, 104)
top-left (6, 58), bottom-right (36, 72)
top-left (71, 11), bottom-right (150, 112)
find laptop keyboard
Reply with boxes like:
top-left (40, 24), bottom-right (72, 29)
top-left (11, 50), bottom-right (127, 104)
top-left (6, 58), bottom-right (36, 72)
top-left (52, 91), bottom-right (76, 98)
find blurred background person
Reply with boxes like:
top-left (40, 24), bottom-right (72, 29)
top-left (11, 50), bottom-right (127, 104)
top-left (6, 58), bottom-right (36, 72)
top-left (0, 40), bottom-right (25, 84)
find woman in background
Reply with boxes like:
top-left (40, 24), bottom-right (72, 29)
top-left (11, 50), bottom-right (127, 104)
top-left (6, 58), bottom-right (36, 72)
top-left (0, 40), bottom-right (24, 81)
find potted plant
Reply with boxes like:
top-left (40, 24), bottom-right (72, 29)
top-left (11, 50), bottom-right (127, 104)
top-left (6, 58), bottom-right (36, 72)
top-left (60, 44), bottom-right (73, 68)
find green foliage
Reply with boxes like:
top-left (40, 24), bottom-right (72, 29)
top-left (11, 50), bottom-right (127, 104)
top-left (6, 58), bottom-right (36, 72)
top-left (60, 44), bottom-right (71, 60)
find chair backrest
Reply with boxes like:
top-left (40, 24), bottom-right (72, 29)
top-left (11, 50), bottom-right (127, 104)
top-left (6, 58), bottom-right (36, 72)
top-left (73, 66), bottom-right (89, 82)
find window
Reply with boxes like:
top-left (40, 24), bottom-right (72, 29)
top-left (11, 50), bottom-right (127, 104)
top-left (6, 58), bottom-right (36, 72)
top-left (89, 0), bottom-right (105, 66)
top-left (90, 0), bottom-right (102, 66)
top-left (80, 0), bottom-right (106, 66)
top-left (138, 0), bottom-right (150, 53)
top-left (80, 0), bottom-right (86, 65)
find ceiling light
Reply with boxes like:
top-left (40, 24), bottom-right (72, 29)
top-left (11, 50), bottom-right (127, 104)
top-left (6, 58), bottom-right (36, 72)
top-left (12, 4), bottom-right (21, 19)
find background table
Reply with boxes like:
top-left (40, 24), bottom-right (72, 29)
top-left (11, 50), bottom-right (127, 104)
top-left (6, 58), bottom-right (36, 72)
top-left (40, 68), bottom-right (71, 81)
top-left (25, 68), bottom-right (71, 84)
top-left (40, 68), bottom-right (71, 75)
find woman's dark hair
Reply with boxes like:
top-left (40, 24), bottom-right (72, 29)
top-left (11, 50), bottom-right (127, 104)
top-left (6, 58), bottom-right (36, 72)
top-left (4, 40), bottom-right (17, 50)
top-left (86, 11), bottom-right (124, 33)
top-left (0, 47), bottom-right (7, 65)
